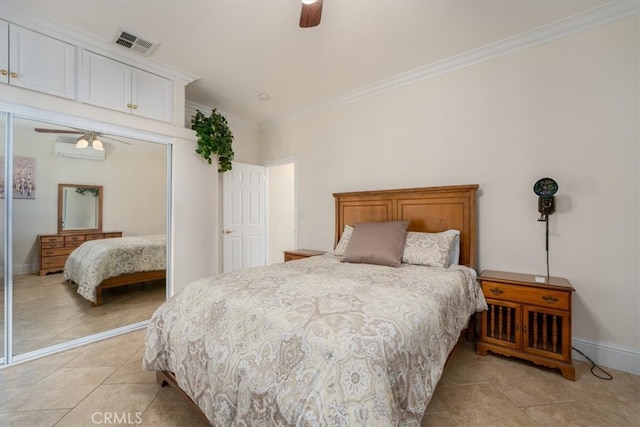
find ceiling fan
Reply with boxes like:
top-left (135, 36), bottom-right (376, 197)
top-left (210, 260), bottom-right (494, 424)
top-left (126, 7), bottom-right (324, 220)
top-left (300, 0), bottom-right (323, 28)
top-left (34, 127), bottom-right (131, 150)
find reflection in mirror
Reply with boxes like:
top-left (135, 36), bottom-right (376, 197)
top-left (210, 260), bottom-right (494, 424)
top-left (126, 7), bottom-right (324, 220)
top-left (10, 116), bottom-right (168, 357)
top-left (1, 113), bottom-right (5, 363)
top-left (58, 184), bottom-right (103, 233)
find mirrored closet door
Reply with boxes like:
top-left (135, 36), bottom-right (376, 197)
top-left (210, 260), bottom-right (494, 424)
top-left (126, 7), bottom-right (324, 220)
top-left (2, 112), bottom-right (170, 364)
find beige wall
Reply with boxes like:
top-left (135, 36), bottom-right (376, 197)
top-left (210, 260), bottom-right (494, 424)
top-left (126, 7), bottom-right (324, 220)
top-left (259, 17), bottom-right (639, 360)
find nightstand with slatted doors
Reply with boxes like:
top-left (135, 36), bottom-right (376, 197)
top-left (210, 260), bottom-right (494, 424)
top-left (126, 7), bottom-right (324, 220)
top-left (476, 270), bottom-right (576, 380)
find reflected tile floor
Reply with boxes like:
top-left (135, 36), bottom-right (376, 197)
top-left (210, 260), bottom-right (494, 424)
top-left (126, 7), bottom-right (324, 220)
top-left (0, 329), bottom-right (638, 426)
top-left (2, 273), bottom-right (165, 355)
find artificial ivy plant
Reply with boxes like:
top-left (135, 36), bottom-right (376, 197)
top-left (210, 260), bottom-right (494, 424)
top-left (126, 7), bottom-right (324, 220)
top-left (191, 108), bottom-right (235, 172)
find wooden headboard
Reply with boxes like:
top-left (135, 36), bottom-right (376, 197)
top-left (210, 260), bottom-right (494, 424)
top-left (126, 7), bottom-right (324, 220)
top-left (333, 185), bottom-right (479, 270)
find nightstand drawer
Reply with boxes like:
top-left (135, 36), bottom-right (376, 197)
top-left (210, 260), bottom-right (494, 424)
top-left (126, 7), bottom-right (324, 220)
top-left (284, 253), bottom-right (306, 262)
top-left (482, 281), bottom-right (569, 310)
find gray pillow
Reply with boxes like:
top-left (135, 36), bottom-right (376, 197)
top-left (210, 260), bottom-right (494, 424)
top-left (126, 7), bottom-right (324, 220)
top-left (343, 221), bottom-right (410, 267)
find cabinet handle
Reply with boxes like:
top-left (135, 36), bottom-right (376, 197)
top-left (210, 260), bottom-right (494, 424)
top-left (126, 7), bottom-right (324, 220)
top-left (0, 70), bottom-right (7, 76)
top-left (542, 295), bottom-right (559, 304)
top-left (132, 104), bottom-right (138, 110)
top-left (10, 72), bottom-right (18, 78)
top-left (489, 288), bottom-right (504, 295)
top-left (127, 103), bottom-right (132, 108)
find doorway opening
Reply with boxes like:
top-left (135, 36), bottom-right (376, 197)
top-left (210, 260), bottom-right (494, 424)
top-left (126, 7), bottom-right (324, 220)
top-left (266, 159), bottom-right (296, 265)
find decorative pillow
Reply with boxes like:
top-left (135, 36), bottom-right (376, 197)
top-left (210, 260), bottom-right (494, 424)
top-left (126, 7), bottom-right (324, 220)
top-left (332, 224), bottom-right (353, 256)
top-left (449, 233), bottom-right (461, 265)
top-left (343, 221), bottom-right (410, 267)
top-left (402, 229), bottom-right (460, 267)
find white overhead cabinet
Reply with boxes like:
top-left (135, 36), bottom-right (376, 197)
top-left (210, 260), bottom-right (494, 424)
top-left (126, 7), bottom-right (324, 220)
top-left (0, 20), bottom-right (75, 99)
top-left (82, 51), bottom-right (173, 123)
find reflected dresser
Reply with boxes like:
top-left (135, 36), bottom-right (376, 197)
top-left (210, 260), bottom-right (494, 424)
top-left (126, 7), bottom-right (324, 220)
top-left (38, 231), bottom-right (122, 275)
top-left (476, 270), bottom-right (576, 380)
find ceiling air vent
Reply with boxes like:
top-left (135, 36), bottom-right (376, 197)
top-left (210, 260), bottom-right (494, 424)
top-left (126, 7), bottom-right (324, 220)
top-left (113, 29), bottom-right (157, 56)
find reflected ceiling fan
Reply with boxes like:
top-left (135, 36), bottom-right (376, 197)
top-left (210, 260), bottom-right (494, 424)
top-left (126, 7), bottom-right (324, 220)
top-left (300, 0), bottom-right (323, 28)
top-left (34, 127), bottom-right (131, 151)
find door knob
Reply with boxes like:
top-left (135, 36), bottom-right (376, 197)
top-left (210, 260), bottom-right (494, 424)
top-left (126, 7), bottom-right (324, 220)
top-left (223, 229), bottom-right (234, 234)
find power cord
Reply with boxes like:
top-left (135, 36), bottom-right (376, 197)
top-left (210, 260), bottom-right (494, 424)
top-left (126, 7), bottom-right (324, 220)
top-left (572, 346), bottom-right (613, 380)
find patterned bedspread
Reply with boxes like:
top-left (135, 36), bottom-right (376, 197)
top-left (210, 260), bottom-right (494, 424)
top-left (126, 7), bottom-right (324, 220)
top-left (143, 254), bottom-right (487, 426)
top-left (64, 235), bottom-right (166, 303)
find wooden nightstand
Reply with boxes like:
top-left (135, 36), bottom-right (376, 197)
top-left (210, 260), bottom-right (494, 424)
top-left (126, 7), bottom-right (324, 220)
top-left (476, 270), bottom-right (575, 380)
top-left (283, 249), bottom-right (326, 262)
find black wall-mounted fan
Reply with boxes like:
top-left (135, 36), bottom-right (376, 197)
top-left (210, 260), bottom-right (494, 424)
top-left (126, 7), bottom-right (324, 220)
top-left (300, 0), bottom-right (323, 28)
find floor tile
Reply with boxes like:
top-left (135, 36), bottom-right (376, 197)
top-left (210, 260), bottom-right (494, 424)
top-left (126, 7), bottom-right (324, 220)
top-left (55, 383), bottom-right (160, 427)
top-left (0, 367), bottom-right (114, 412)
top-left (0, 408), bottom-right (69, 427)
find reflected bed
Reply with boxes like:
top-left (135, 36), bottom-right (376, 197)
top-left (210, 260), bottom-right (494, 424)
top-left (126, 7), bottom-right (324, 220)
top-left (64, 234), bottom-right (166, 306)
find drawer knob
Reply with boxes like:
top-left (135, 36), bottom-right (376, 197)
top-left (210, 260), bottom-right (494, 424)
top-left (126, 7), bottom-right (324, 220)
top-left (542, 295), bottom-right (559, 304)
top-left (489, 288), bottom-right (504, 295)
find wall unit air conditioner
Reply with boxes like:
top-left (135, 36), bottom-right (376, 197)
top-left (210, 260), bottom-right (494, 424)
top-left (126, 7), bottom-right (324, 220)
top-left (54, 142), bottom-right (105, 161)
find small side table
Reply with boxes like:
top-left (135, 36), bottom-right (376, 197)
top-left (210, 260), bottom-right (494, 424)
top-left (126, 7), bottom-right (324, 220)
top-left (283, 249), bottom-right (326, 262)
top-left (476, 270), bottom-right (575, 380)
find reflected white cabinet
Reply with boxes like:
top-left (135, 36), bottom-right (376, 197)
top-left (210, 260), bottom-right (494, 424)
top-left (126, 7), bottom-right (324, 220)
top-left (82, 51), bottom-right (173, 123)
top-left (0, 20), bottom-right (75, 99)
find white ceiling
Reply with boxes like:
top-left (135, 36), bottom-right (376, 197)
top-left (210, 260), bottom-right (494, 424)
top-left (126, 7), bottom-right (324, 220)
top-left (6, 0), bottom-right (609, 126)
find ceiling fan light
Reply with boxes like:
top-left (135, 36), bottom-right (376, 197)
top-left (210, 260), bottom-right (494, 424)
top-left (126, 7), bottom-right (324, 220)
top-left (301, 0), bottom-right (317, 4)
top-left (76, 138), bottom-right (89, 149)
top-left (92, 138), bottom-right (104, 151)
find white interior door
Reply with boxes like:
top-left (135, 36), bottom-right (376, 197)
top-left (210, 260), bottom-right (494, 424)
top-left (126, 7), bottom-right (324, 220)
top-left (223, 162), bottom-right (266, 272)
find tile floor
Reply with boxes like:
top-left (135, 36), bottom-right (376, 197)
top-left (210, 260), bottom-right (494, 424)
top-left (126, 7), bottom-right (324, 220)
top-left (0, 329), bottom-right (638, 426)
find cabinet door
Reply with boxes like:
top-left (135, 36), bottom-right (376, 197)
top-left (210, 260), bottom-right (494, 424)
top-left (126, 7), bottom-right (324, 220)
top-left (0, 20), bottom-right (8, 84)
top-left (481, 298), bottom-right (521, 350)
top-left (9, 25), bottom-right (75, 99)
top-left (522, 305), bottom-right (571, 362)
top-left (82, 51), bottom-right (131, 113)
top-left (131, 68), bottom-right (173, 122)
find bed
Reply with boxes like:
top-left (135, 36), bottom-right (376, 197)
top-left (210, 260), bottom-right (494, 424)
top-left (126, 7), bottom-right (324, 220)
top-left (143, 185), bottom-right (486, 425)
top-left (63, 234), bottom-right (166, 306)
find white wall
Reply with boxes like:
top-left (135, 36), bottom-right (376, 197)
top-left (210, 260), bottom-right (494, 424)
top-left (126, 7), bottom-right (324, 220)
top-left (259, 17), bottom-right (639, 370)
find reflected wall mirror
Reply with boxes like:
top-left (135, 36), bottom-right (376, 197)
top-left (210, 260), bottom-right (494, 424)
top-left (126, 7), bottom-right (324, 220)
top-left (58, 184), bottom-right (103, 234)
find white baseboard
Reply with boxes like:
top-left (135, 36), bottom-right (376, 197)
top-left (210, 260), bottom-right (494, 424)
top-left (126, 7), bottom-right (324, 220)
top-left (0, 263), bottom-right (39, 278)
top-left (573, 337), bottom-right (640, 376)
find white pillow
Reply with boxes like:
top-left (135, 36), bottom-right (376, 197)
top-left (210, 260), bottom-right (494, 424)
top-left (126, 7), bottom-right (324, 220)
top-left (402, 229), bottom-right (460, 267)
top-left (450, 233), bottom-right (461, 265)
top-left (331, 224), bottom-right (353, 256)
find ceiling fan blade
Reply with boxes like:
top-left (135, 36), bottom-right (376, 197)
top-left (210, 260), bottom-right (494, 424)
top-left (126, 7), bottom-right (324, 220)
top-left (299, 0), bottom-right (323, 28)
top-left (34, 128), bottom-right (84, 134)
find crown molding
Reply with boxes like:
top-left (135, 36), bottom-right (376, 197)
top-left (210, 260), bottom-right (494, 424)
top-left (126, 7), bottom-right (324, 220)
top-left (2, 3), bottom-right (199, 85)
top-left (185, 101), bottom-right (260, 133)
top-left (263, 0), bottom-right (640, 130)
